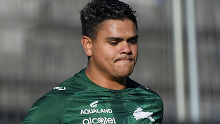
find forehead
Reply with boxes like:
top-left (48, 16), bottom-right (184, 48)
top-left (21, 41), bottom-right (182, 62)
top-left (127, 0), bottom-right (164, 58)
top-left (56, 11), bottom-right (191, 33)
top-left (96, 19), bottom-right (137, 38)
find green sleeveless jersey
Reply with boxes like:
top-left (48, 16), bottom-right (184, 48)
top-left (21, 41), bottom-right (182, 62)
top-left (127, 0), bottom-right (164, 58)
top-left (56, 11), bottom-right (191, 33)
top-left (21, 69), bottom-right (163, 124)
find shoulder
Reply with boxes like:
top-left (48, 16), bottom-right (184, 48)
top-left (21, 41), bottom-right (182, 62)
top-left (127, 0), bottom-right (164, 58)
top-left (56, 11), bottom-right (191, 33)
top-left (128, 78), bottom-right (163, 104)
top-left (21, 92), bottom-right (70, 124)
top-left (21, 75), bottom-right (86, 124)
top-left (128, 78), bottom-right (164, 123)
top-left (21, 70), bottom-right (89, 124)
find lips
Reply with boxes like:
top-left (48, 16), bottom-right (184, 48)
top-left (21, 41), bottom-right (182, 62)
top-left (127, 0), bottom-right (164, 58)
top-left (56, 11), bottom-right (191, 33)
top-left (114, 56), bottom-right (135, 63)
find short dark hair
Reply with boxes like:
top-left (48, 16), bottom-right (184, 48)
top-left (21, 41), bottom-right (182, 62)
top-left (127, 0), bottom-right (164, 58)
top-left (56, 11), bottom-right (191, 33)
top-left (80, 0), bottom-right (137, 40)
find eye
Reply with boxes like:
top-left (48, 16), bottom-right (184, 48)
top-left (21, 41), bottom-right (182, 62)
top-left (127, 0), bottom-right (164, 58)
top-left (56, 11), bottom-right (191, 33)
top-left (128, 39), bottom-right (138, 44)
top-left (127, 35), bottom-right (138, 44)
top-left (110, 41), bottom-right (119, 46)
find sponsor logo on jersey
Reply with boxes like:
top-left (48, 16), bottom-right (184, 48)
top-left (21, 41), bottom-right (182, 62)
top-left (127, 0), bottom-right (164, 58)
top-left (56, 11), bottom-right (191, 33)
top-left (90, 101), bottom-right (98, 108)
top-left (81, 101), bottom-right (113, 115)
top-left (81, 109), bottom-right (112, 114)
top-left (133, 107), bottom-right (155, 122)
top-left (54, 87), bottom-right (66, 90)
top-left (83, 117), bottom-right (116, 124)
top-left (81, 101), bottom-right (116, 123)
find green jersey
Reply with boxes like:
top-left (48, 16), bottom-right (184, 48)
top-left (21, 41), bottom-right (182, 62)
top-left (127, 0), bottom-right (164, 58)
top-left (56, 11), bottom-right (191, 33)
top-left (21, 69), bottom-right (163, 124)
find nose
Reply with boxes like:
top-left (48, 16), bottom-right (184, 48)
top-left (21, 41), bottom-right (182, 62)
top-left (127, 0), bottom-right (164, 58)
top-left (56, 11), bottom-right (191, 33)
top-left (120, 41), bottom-right (132, 55)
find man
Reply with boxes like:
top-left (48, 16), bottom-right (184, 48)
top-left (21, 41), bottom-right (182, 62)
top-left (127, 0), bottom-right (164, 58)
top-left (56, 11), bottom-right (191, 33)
top-left (21, 0), bottom-right (163, 123)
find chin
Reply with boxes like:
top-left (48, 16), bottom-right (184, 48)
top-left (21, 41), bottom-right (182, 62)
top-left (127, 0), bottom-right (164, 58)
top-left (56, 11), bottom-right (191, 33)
top-left (116, 69), bottom-right (133, 78)
top-left (112, 64), bottom-right (135, 77)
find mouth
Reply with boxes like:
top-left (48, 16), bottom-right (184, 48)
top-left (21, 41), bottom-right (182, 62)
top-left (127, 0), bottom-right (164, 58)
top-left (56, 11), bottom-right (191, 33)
top-left (117, 59), bottom-right (132, 62)
top-left (115, 56), bottom-right (135, 63)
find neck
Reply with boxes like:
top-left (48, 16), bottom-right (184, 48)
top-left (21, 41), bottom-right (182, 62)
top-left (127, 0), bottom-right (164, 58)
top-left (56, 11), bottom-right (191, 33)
top-left (85, 65), bottom-right (127, 90)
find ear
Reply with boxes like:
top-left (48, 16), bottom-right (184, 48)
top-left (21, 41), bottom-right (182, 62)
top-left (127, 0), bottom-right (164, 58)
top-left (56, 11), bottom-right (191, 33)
top-left (81, 36), bottom-right (93, 57)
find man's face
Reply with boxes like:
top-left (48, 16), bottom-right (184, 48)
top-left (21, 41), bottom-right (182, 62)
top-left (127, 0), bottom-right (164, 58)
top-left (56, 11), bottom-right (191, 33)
top-left (89, 19), bottom-right (138, 80)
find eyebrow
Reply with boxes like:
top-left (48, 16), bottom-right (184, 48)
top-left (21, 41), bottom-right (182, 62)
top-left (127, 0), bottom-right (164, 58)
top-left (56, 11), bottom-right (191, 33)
top-left (128, 35), bottom-right (138, 41)
top-left (105, 35), bottom-right (138, 41)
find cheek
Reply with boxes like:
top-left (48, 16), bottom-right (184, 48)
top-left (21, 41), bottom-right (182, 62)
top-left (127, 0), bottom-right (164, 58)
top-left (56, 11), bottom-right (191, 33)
top-left (94, 45), bottom-right (114, 63)
top-left (132, 46), bottom-right (138, 56)
top-left (101, 50), bottom-right (119, 68)
top-left (101, 48), bottom-right (117, 61)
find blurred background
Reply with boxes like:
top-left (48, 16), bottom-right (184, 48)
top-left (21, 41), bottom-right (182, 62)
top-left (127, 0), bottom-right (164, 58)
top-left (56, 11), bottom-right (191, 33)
top-left (0, 0), bottom-right (219, 124)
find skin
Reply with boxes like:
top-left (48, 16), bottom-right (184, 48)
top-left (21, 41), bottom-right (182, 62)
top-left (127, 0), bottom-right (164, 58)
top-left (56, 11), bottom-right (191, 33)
top-left (81, 19), bottom-right (138, 90)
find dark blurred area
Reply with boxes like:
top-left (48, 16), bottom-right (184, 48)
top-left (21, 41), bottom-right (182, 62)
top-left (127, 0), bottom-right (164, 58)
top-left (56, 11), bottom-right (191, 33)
top-left (0, 0), bottom-right (219, 124)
